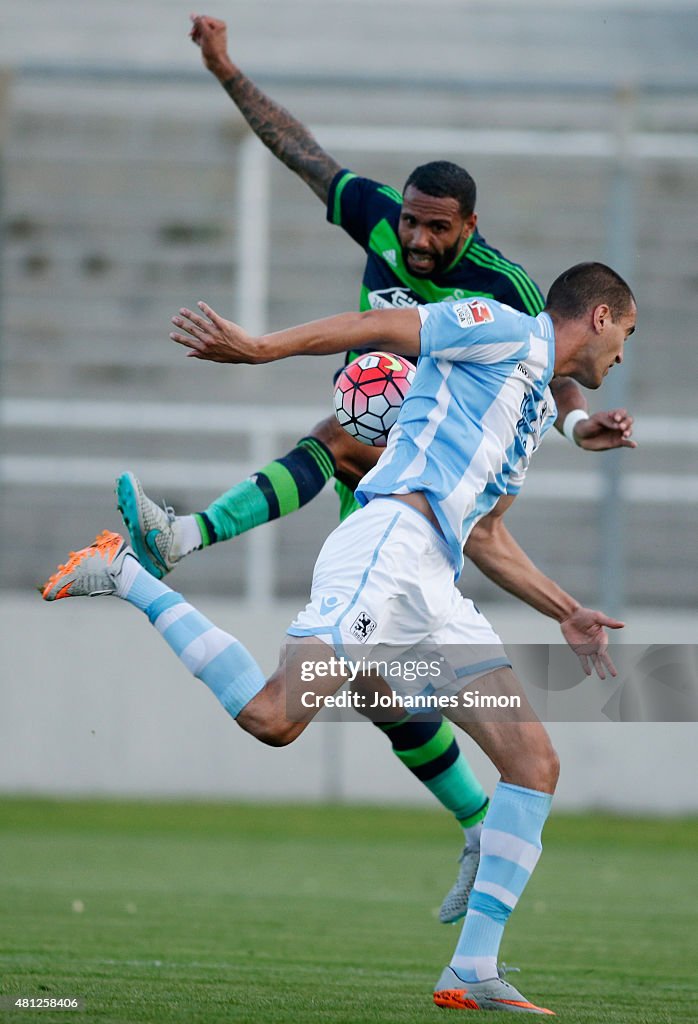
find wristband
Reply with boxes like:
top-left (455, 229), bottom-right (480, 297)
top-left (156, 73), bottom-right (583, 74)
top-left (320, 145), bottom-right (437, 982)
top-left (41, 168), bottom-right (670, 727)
top-left (562, 409), bottom-right (589, 445)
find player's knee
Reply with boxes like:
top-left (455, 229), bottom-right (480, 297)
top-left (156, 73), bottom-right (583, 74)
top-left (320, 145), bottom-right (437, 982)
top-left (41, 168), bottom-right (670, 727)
top-left (309, 414), bottom-right (358, 465)
top-left (238, 710), bottom-right (299, 748)
top-left (542, 743), bottom-right (560, 791)
top-left (551, 743), bottom-right (560, 778)
top-left (236, 684), bottom-right (304, 747)
top-left (256, 721), bottom-right (298, 747)
top-left (308, 415), bottom-right (345, 454)
top-left (309, 414), bottom-right (378, 481)
top-left (505, 732), bottom-right (559, 793)
top-left (527, 742), bottom-right (560, 793)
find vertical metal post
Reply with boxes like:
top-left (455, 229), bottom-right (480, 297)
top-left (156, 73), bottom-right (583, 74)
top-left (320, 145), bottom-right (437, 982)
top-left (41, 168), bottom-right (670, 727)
top-left (321, 719), bottom-right (345, 804)
top-left (246, 427), bottom-right (275, 605)
top-left (0, 71), bottom-right (12, 389)
top-left (236, 133), bottom-right (270, 335)
top-left (236, 133), bottom-right (272, 603)
top-left (600, 85), bottom-right (637, 616)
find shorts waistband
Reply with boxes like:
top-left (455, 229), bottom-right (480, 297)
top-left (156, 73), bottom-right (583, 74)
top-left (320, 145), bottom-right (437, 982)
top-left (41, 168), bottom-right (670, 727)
top-left (368, 496), bottom-right (452, 557)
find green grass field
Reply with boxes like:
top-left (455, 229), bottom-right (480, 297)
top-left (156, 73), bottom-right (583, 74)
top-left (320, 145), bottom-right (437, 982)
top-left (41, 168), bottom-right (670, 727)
top-left (0, 800), bottom-right (696, 1024)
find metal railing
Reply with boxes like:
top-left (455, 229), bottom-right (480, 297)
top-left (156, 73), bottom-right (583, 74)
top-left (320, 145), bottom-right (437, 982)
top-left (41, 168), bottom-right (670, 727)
top-left (3, 398), bottom-right (697, 604)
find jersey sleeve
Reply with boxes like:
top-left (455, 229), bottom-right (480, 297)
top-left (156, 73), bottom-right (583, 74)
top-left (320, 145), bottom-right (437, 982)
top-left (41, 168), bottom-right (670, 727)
top-left (419, 299), bottom-right (528, 365)
top-left (326, 170), bottom-right (402, 250)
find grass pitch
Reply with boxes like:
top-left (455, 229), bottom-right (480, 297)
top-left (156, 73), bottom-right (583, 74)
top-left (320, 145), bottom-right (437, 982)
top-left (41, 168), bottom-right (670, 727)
top-left (0, 800), bottom-right (696, 1023)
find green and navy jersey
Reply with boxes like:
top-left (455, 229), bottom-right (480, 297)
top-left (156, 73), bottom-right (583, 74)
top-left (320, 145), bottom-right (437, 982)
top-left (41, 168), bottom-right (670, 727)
top-left (355, 299), bottom-right (557, 577)
top-left (326, 170), bottom-right (545, 322)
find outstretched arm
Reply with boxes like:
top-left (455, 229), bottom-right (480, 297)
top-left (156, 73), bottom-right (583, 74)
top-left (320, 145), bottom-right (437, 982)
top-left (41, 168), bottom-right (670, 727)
top-left (464, 497), bottom-right (624, 678)
top-left (190, 14), bottom-right (341, 203)
top-left (170, 301), bottom-right (422, 363)
top-left (551, 376), bottom-right (636, 451)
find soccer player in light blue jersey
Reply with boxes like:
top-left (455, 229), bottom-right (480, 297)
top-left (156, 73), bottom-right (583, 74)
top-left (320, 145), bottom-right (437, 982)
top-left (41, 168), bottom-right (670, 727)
top-left (42, 261), bottom-right (636, 1013)
top-left (113, 15), bottom-right (636, 927)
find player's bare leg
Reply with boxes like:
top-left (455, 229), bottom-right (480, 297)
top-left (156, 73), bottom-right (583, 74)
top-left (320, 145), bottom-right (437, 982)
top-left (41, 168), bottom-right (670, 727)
top-left (235, 635), bottom-right (350, 746)
top-left (445, 669), bottom-right (559, 793)
top-left (40, 532), bottom-right (349, 744)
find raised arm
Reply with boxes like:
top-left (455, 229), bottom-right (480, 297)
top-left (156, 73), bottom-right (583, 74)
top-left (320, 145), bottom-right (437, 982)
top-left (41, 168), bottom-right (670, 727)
top-left (190, 14), bottom-right (341, 203)
top-left (170, 302), bottom-right (422, 363)
top-left (464, 496), bottom-right (625, 678)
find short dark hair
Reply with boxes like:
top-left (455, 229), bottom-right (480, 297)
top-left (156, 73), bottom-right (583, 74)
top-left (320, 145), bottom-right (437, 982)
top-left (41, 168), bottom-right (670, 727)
top-left (403, 161), bottom-right (476, 218)
top-left (545, 262), bottom-right (635, 321)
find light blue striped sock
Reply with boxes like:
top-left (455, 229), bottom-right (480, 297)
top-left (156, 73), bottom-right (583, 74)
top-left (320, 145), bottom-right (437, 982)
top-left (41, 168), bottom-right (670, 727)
top-left (117, 558), bottom-right (265, 719)
top-left (450, 781), bottom-right (553, 982)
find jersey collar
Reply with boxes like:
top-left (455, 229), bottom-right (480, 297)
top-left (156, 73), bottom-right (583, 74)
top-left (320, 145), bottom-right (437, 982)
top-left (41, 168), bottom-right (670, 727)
top-left (535, 311), bottom-right (555, 340)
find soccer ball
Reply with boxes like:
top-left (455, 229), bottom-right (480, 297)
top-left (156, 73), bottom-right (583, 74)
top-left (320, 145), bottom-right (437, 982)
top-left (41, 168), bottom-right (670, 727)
top-left (334, 351), bottom-right (416, 446)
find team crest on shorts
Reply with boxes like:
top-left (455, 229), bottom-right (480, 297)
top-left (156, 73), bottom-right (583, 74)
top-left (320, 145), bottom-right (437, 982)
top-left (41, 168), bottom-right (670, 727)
top-left (350, 611), bottom-right (377, 643)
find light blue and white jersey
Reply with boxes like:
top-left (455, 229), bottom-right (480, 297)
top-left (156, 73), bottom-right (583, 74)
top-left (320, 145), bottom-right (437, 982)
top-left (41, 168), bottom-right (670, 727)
top-left (355, 298), bottom-right (557, 577)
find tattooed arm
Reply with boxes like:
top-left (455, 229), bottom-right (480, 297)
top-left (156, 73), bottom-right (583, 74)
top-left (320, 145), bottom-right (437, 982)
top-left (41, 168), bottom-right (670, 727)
top-left (190, 14), bottom-right (341, 203)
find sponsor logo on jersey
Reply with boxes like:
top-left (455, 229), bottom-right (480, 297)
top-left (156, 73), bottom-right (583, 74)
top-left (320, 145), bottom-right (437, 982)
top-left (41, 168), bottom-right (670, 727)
top-left (453, 299), bottom-right (495, 328)
top-left (516, 362), bottom-right (532, 381)
top-left (368, 287), bottom-right (419, 310)
top-left (350, 611), bottom-right (377, 643)
top-left (381, 248), bottom-right (398, 267)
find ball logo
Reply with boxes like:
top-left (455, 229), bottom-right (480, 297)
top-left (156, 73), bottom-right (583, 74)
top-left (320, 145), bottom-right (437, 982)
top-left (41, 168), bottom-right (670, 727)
top-left (358, 353), bottom-right (404, 373)
top-left (454, 299), bottom-right (494, 329)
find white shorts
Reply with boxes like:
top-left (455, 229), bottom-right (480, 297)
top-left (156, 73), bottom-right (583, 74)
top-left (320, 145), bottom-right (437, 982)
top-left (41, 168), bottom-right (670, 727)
top-left (288, 497), bottom-right (510, 697)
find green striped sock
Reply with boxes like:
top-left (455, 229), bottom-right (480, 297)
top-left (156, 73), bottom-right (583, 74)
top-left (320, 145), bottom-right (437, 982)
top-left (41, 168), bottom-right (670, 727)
top-left (196, 436), bottom-right (336, 545)
top-left (377, 715), bottom-right (488, 825)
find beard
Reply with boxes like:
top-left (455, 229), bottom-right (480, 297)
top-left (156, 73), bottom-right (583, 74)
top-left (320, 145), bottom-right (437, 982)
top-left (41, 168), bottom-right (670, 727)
top-left (401, 239), bottom-right (463, 277)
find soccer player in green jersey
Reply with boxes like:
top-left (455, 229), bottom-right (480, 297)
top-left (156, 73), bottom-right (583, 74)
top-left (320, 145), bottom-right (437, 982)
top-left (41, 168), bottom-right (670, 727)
top-left (116, 14), bottom-right (636, 926)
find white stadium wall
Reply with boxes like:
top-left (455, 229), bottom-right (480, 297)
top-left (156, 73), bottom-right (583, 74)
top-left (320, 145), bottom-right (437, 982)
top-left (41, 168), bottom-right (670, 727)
top-left (3, 593), bottom-right (696, 814)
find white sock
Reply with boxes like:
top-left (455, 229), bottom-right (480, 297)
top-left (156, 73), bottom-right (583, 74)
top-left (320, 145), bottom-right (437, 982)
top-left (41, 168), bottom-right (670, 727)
top-left (174, 515), bottom-right (204, 556)
top-left (115, 553), bottom-right (145, 598)
top-left (463, 820), bottom-right (483, 852)
top-left (115, 554), bottom-right (170, 608)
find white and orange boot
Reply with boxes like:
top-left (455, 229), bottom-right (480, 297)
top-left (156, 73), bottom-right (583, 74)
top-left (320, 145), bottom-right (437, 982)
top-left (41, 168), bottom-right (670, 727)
top-left (433, 967), bottom-right (554, 1014)
top-left (41, 530), bottom-right (131, 601)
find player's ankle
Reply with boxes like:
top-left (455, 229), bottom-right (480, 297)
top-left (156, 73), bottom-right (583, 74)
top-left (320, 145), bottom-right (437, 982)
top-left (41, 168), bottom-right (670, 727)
top-left (174, 515), bottom-right (205, 558)
top-left (463, 820), bottom-right (483, 852)
top-left (114, 552), bottom-right (144, 598)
